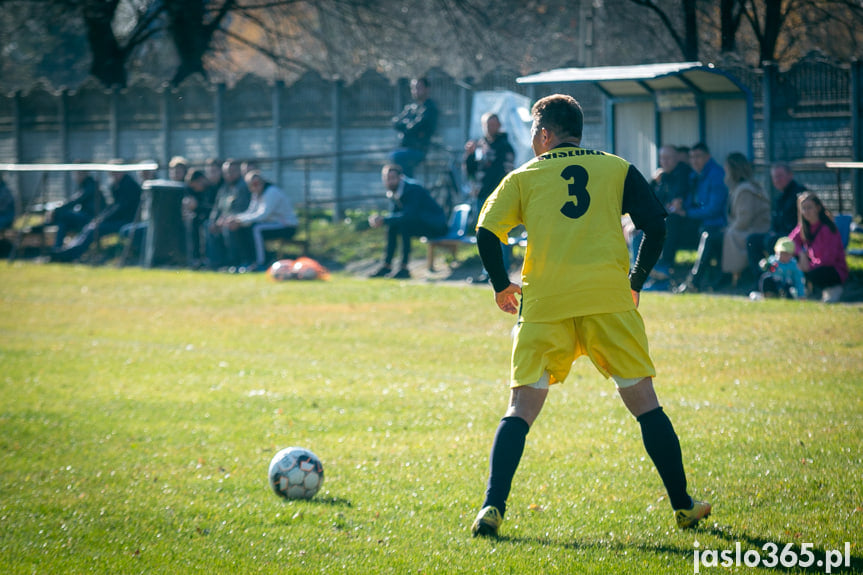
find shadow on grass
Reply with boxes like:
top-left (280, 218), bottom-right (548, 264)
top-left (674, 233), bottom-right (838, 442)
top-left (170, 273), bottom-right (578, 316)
top-left (489, 533), bottom-right (692, 560)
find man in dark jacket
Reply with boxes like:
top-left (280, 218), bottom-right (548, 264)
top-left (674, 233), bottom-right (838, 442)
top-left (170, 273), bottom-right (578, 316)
top-left (746, 162), bottom-right (806, 279)
top-left (369, 164), bottom-right (448, 279)
top-left (51, 168), bottom-right (141, 262)
top-left (465, 112), bottom-right (516, 282)
top-left (465, 113), bottom-right (516, 213)
top-left (389, 77), bottom-right (438, 178)
top-left (46, 170), bottom-right (105, 249)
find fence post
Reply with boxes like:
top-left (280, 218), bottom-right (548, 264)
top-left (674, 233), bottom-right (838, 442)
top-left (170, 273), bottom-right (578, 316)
top-left (161, 86), bottom-right (171, 173)
top-left (762, 62), bottom-right (776, 167)
top-left (12, 90), bottom-right (22, 210)
top-left (59, 89), bottom-right (70, 198)
top-left (332, 77), bottom-right (344, 221)
top-left (852, 60), bottom-right (862, 218)
top-left (272, 81), bottom-right (283, 189)
top-left (214, 83), bottom-right (224, 160)
top-left (460, 78), bottom-right (472, 143)
top-left (110, 87), bottom-right (120, 159)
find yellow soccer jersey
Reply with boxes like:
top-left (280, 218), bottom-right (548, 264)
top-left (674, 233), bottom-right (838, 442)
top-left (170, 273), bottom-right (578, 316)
top-left (477, 143), bottom-right (662, 321)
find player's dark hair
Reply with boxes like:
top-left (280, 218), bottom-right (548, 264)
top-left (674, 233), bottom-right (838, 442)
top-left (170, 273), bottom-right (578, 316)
top-left (691, 142), bottom-right (710, 154)
top-left (531, 94), bottom-right (583, 140)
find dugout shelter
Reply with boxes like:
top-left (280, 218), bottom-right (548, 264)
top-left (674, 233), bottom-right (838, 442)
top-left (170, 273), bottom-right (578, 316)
top-left (517, 62), bottom-right (753, 178)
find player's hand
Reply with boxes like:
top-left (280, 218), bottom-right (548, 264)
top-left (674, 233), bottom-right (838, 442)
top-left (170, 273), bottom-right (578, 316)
top-left (495, 283), bottom-right (522, 315)
top-left (631, 289), bottom-right (640, 308)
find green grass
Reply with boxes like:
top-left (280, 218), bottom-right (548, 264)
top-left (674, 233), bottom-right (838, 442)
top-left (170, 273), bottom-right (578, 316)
top-left (1, 263), bottom-right (862, 574)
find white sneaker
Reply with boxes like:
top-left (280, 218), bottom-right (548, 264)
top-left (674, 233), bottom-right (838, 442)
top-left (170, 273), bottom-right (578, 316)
top-left (822, 285), bottom-right (843, 303)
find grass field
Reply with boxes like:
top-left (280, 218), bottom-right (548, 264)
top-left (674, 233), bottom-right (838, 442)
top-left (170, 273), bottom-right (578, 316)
top-left (1, 262), bottom-right (862, 574)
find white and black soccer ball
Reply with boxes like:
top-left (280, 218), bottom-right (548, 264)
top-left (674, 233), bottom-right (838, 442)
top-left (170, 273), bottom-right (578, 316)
top-left (268, 447), bottom-right (324, 500)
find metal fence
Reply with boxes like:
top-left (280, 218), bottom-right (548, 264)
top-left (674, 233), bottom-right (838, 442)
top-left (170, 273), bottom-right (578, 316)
top-left (1, 57), bottom-right (860, 217)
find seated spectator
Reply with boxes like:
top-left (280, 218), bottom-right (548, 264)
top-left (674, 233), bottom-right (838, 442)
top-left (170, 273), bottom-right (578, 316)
top-left (639, 145), bottom-right (692, 288)
top-left (223, 171), bottom-right (297, 271)
top-left (182, 169), bottom-right (211, 268)
top-left (368, 164), bottom-right (448, 279)
top-left (204, 158), bottom-right (223, 207)
top-left (206, 159), bottom-right (250, 269)
top-left (789, 192), bottom-right (848, 303)
top-left (0, 172), bottom-right (16, 232)
top-left (746, 162), bottom-right (805, 282)
top-left (752, 236), bottom-right (806, 299)
top-left (168, 156), bottom-right (189, 183)
top-left (720, 152), bottom-right (771, 287)
top-left (46, 170), bottom-right (105, 249)
top-left (389, 77), bottom-right (438, 178)
top-left (51, 166), bottom-right (141, 263)
top-left (671, 143), bottom-right (729, 293)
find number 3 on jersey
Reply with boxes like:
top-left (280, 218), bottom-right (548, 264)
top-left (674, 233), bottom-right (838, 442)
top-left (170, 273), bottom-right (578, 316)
top-left (560, 165), bottom-right (590, 219)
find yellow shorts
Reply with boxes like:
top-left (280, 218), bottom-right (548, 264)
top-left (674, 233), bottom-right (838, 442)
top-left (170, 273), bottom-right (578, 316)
top-left (511, 309), bottom-right (656, 388)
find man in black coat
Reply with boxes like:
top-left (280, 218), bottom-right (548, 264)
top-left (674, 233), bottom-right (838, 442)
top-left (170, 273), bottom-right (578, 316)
top-left (368, 164), bottom-right (448, 279)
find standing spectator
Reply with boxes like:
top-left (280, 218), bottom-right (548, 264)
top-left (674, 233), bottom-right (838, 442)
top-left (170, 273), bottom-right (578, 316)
top-left (0, 172), bottom-right (15, 232)
top-left (389, 77), bottom-right (438, 178)
top-left (720, 153), bottom-right (771, 287)
top-left (746, 162), bottom-right (805, 281)
top-left (224, 171), bottom-right (297, 271)
top-left (672, 143), bottom-right (729, 293)
top-left (46, 170), bottom-right (105, 249)
top-left (789, 192), bottom-right (848, 303)
top-left (368, 164), bottom-right (448, 279)
top-left (465, 112), bottom-right (516, 283)
top-left (469, 94), bottom-right (709, 538)
top-left (206, 159), bottom-right (250, 269)
top-left (51, 166), bottom-right (141, 263)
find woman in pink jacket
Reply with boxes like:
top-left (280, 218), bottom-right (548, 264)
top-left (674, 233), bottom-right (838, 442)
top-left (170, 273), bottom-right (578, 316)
top-left (789, 192), bottom-right (848, 303)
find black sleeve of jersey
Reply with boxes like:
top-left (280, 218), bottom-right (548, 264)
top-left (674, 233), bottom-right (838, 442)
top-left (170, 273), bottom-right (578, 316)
top-left (621, 164), bottom-right (667, 230)
top-left (629, 215), bottom-right (666, 292)
top-left (476, 227), bottom-right (512, 293)
top-left (622, 164), bottom-right (668, 292)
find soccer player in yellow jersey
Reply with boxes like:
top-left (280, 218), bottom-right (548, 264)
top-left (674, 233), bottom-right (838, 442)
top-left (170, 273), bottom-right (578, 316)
top-left (470, 94), bottom-right (711, 537)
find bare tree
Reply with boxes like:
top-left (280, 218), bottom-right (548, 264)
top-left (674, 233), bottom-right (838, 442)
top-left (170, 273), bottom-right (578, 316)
top-left (627, 0), bottom-right (699, 61)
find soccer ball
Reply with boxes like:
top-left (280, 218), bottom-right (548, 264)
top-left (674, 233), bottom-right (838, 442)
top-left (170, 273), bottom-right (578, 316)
top-left (268, 447), bottom-right (324, 500)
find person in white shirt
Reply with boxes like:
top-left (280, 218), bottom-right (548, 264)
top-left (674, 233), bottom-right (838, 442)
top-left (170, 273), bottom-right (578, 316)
top-left (223, 170), bottom-right (298, 270)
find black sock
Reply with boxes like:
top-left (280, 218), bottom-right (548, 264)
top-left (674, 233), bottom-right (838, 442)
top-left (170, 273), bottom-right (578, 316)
top-left (637, 407), bottom-right (691, 510)
top-left (482, 416), bottom-right (530, 517)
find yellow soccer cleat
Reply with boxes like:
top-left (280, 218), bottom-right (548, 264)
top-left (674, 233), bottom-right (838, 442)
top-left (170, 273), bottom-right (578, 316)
top-left (471, 505), bottom-right (503, 537)
top-left (675, 499), bottom-right (712, 529)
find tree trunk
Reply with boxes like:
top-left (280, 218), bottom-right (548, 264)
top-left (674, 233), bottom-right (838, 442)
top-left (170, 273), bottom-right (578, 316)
top-left (760, 0), bottom-right (783, 64)
top-left (683, 0), bottom-right (698, 60)
top-left (81, 0), bottom-right (128, 88)
top-left (720, 0), bottom-right (742, 53)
